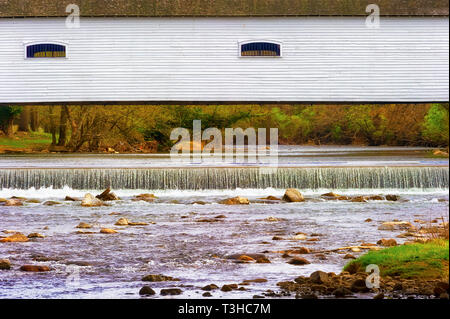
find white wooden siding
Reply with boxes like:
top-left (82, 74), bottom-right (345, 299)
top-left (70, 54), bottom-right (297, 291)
top-left (0, 17), bottom-right (448, 103)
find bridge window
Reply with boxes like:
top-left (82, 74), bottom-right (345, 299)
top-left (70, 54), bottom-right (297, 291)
top-left (240, 41), bottom-right (281, 57)
top-left (26, 43), bottom-right (67, 58)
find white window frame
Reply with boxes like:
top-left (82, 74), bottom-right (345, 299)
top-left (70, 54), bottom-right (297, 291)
top-left (238, 40), bottom-right (283, 58)
top-left (23, 41), bottom-right (69, 60)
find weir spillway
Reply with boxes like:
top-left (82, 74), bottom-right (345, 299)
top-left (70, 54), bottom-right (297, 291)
top-left (0, 167), bottom-right (448, 190)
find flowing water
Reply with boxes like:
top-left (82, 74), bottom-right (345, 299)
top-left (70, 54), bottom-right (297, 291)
top-left (0, 147), bottom-right (448, 299)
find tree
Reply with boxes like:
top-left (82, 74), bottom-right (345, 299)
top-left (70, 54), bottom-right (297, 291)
top-left (30, 107), bottom-right (40, 131)
top-left (57, 105), bottom-right (69, 146)
top-left (18, 106), bottom-right (31, 132)
top-left (0, 106), bottom-right (23, 137)
top-left (48, 106), bottom-right (57, 145)
top-left (422, 104), bottom-right (449, 146)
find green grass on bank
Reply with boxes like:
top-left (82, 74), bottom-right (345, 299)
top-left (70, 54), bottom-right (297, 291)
top-left (0, 132), bottom-right (52, 150)
top-left (344, 239), bottom-right (449, 279)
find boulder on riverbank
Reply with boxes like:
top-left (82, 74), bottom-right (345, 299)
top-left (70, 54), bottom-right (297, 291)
top-left (377, 238), bottom-right (398, 247)
top-left (280, 268), bottom-right (450, 299)
top-left (378, 221), bottom-right (414, 231)
top-left (282, 189), bottom-right (305, 202)
top-left (81, 194), bottom-right (104, 207)
top-left (309, 271), bottom-right (329, 284)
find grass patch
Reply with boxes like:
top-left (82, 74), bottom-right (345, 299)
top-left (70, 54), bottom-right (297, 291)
top-left (344, 239), bottom-right (449, 279)
top-left (0, 132), bottom-right (52, 150)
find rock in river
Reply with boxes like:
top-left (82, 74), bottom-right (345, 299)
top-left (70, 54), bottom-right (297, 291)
top-left (0, 233), bottom-right (29, 243)
top-left (378, 221), bottom-right (414, 231)
top-left (65, 196), bottom-right (80, 201)
top-left (282, 189), bottom-right (305, 202)
top-left (160, 288), bottom-right (182, 296)
top-left (139, 286), bottom-right (156, 296)
top-left (76, 222), bottom-right (92, 229)
top-left (377, 238), bottom-right (398, 246)
top-left (115, 218), bottom-right (129, 226)
top-left (20, 265), bottom-right (51, 272)
top-left (386, 195), bottom-right (400, 201)
top-left (366, 195), bottom-right (384, 201)
top-left (309, 271), bottom-right (329, 284)
top-left (288, 257), bottom-right (310, 265)
top-left (81, 194), bottom-right (104, 207)
top-left (219, 196), bottom-right (250, 205)
top-left (142, 274), bottom-right (180, 282)
top-left (133, 194), bottom-right (156, 202)
top-left (202, 284), bottom-right (219, 291)
top-left (96, 187), bottom-right (119, 201)
top-left (333, 287), bottom-right (353, 297)
top-left (128, 221), bottom-right (149, 226)
top-left (238, 255), bottom-right (255, 262)
top-left (43, 201), bottom-right (61, 206)
top-left (350, 196), bottom-right (367, 203)
top-left (290, 247), bottom-right (310, 254)
top-left (350, 279), bottom-right (370, 293)
top-left (221, 284), bottom-right (237, 292)
top-left (100, 228), bottom-right (117, 234)
top-left (4, 199), bottom-right (23, 206)
top-left (28, 233), bottom-right (45, 239)
top-left (0, 259), bottom-right (11, 270)
top-left (261, 196), bottom-right (281, 200)
top-left (292, 234), bottom-right (307, 240)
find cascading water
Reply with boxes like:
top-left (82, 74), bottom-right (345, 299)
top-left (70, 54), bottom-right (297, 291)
top-left (0, 167), bottom-right (448, 190)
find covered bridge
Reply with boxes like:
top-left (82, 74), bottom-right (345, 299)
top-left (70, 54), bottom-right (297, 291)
top-left (0, 0), bottom-right (448, 104)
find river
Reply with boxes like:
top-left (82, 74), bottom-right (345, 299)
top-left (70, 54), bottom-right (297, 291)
top-left (0, 146), bottom-right (448, 298)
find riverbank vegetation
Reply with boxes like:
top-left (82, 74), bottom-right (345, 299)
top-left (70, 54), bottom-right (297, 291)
top-left (344, 239), bottom-right (449, 279)
top-left (0, 104), bottom-right (448, 153)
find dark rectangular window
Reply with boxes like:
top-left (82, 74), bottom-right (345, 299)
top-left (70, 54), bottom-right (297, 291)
top-left (241, 42), bottom-right (281, 57)
top-left (26, 43), bottom-right (66, 58)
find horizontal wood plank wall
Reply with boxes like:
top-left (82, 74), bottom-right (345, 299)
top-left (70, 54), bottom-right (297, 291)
top-left (0, 17), bottom-right (448, 103)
